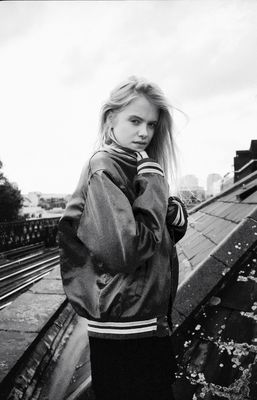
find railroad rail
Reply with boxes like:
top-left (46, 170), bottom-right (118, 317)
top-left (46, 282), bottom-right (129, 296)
top-left (0, 242), bottom-right (45, 261)
top-left (0, 247), bottom-right (60, 310)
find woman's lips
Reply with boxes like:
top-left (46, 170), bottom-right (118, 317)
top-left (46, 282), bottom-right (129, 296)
top-left (133, 141), bottom-right (147, 145)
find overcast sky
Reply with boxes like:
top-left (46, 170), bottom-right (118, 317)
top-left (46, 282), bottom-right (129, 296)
top-left (0, 0), bottom-right (256, 194)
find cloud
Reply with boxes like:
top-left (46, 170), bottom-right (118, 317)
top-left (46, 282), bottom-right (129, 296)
top-left (0, 0), bottom-right (257, 193)
top-left (57, 1), bottom-right (257, 107)
top-left (0, 2), bottom-right (46, 45)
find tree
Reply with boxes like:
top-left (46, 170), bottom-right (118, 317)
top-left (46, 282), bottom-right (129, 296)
top-left (0, 161), bottom-right (23, 222)
top-left (0, 160), bottom-right (4, 183)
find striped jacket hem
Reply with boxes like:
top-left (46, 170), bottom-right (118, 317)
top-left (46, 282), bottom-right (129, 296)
top-left (86, 317), bottom-right (160, 339)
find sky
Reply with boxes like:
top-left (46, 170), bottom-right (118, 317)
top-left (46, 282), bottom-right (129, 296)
top-left (0, 0), bottom-right (257, 194)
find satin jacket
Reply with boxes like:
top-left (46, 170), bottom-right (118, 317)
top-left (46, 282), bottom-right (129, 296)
top-left (58, 146), bottom-right (188, 339)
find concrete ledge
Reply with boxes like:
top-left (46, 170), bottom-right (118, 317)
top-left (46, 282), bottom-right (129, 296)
top-left (173, 255), bottom-right (226, 327)
top-left (0, 266), bottom-right (65, 384)
top-left (1, 301), bottom-right (76, 400)
top-left (173, 207), bottom-right (257, 329)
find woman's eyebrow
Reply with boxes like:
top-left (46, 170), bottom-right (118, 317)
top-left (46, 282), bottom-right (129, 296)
top-left (128, 115), bottom-right (158, 123)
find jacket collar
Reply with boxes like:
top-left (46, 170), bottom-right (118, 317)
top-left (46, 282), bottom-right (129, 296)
top-left (100, 144), bottom-right (137, 160)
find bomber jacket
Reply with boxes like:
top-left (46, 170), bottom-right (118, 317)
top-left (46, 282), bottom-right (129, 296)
top-left (58, 145), bottom-right (188, 339)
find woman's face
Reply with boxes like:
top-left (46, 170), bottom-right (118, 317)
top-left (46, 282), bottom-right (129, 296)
top-left (110, 95), bottom-right (159, 152)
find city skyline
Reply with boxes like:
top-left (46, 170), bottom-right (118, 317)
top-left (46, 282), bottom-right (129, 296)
top-left (18, 171), bottom-right (224, 195)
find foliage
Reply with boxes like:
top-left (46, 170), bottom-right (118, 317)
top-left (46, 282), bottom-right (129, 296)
top-left (0, 161), bottom-right (23, 222)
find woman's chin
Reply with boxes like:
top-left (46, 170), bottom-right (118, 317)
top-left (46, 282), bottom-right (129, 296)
top-left (130, 143), bottom-right (147, 152)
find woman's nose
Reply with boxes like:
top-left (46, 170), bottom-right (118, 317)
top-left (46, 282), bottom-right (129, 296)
top-left (138, 124), bottom-right (148, 138)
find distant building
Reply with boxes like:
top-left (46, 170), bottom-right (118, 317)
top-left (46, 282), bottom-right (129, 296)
top-left (21, 192), bottom-right (70, 219)
top-left (234, 139), bottom-right (257, 182)
top-left (206, 173), bottom-right (222, 197)
top-left (38, 197), bottom-right (67, 210)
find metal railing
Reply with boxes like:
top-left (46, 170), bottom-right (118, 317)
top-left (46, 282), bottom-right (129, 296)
top-left (0, 217), bottom-right (60, 252)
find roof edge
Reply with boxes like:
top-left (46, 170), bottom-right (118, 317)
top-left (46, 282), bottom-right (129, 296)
top-left (172, 206), bottom-right (257, 330)
top-left (188, 170), bottom-right (257, 214)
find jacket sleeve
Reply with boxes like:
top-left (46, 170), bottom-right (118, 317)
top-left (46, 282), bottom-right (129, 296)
top-left (166, 196), bottom-right (188, 243)
top-left (76, 156), bottom-right (169, 274)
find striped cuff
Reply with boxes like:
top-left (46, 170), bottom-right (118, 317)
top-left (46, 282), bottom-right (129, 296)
top-left (171, 199), bottom-right (185, 226)
top-left (167, 197), bottom-right (187, 227)
top-left (137, 158), bottom-right (164, 177)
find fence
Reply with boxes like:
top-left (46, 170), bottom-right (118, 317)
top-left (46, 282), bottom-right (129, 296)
top-left (0, 218), bottom-right (60, 252)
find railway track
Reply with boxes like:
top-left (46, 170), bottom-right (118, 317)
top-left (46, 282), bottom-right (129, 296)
top-left (0, 247), bottom-right (60, 310)
top-left (0, 242), bottom-right (45, 261)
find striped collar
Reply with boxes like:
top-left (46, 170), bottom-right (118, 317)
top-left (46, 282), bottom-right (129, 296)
top-left (101, 144), bottom-right (137, 160)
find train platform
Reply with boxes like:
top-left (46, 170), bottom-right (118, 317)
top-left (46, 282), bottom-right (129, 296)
top-left (0, 265), bottom-right (64, 380)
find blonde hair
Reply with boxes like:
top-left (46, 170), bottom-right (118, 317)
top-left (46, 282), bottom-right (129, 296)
top-left (99, 76), bottom-right (178, 187)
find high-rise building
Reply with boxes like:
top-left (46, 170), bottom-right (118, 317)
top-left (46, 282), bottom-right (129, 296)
top-left (206, 173), bottom-right (222, 197)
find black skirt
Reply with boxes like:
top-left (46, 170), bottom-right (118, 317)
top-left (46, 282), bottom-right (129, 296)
top-left (89, 335), bottom-right (177, 400)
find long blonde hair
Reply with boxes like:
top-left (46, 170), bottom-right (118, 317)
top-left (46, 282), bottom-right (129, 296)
top-left (99, 76), bottom-right (178, 187)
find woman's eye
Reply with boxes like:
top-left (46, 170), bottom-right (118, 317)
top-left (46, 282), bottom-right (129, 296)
top-left (149, 123), bottom-right (156, 129)
top-left (131, 120), bottom-right (140, 125)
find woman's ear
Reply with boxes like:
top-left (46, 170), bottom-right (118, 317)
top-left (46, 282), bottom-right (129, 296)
top-left (106, 111), bottom-right (113, 126)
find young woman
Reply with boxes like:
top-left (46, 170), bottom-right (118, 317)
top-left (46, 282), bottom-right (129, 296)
top-left (58, 76), bottom-right (188, 400)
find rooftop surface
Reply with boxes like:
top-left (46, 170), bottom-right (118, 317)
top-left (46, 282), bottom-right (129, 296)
top-left (172, 170), bottom-right (257, 399)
